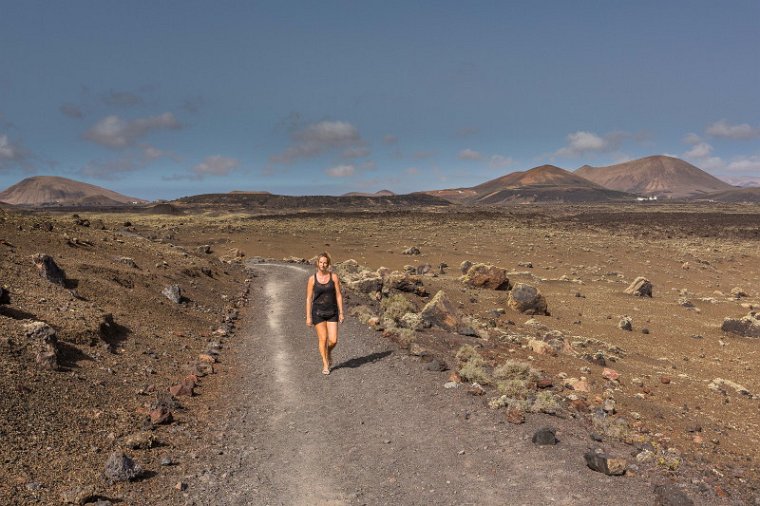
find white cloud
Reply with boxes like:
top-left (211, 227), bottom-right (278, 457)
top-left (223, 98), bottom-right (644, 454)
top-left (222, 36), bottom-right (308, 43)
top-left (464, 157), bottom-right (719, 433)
top-left (458, 148), bottom-right (482, 160)
top-left (683, 133), bottom-right (702, 145)
top-left (0, 134), bottom-right (31, 171)
top-left (724, 155), bottom-right (760, 173)
top-left (489, 155), bottom-right (514, 170)
top-left (707, 119), bottom-right (760, 140)
top-left (683, 142), bottom-right (713, 159)
top-left (555, 131), bottom-right (619, 157)
top-left (80, 156), bottom-right (140, 180)
top-left (271, 120), bottom-right (367, 163)
top-left (192, 156), bottom-right (240, 177)
top-left (83, 113), bottom-right (181, 149)
top-left (326, 164), bottom-right (355, 177)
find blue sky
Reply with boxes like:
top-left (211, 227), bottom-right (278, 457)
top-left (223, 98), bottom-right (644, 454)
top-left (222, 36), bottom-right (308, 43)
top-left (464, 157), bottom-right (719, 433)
top-left (1, 1), bottom-right (759, 199)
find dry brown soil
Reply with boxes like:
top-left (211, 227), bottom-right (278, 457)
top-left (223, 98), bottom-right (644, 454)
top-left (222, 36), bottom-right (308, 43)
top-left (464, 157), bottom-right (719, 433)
top-left (2, 203), bottom-right (759, 504)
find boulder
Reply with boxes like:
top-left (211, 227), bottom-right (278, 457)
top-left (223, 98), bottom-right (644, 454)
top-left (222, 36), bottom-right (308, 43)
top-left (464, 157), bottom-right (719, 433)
top-left (386, 273), bottom-right (427, 296)
top-left (402, 246), bottom-right (421, 255)
top-left (420, 290), bottom-right (459, 331)
top-left (346, 276), bottom-right (383, 294)
top-left (32, 253), bottom-right (66, 286)
top-left (507, 283), bottom-right (548, 315)
top-left (462, 264), bottom-right (510, 290)
top-left (532, 427), bottom-right (558, 445)
top-left (721, 312), bottom-right (760, 338)
top-left (459, 260), bottom-right (473, 274)
top-left (624, 277), bottom-right (653, 297)
top-left (416, 263), bottom-right (433, 276)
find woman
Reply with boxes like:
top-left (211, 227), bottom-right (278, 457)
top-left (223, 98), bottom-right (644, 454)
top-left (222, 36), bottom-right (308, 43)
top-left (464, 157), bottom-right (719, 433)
top-left (306, 252), bottom-right (344, 375)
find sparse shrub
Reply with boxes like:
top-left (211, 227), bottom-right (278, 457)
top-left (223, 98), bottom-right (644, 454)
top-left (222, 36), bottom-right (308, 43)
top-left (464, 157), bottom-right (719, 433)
top-left (394, 328), bottom-right (417, 349)
top-left (352, 305), bottom-right (377, 325)
top-left (488, 395), bottom-right (530, 411)
top-left (399, 312), bottom-right (424, 330)
top-left (455, 344), bottom-right (480, 364)
top-left (496, 379), bottom-right (530, 399)
top-left (530, 390), bottom-right (561, 414)
top-left (381, 294), bottom-right (414, 322)
top-left (493, 360), bottom-right (535, 381)
top-left (458, 359), bottom-right (491, 385)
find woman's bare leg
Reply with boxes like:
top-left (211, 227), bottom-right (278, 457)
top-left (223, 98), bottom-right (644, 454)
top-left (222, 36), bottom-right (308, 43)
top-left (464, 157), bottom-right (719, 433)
top-left (326, 321), bottom-right (339, 367)
top-left (315, 322), bottom-right (330, 372)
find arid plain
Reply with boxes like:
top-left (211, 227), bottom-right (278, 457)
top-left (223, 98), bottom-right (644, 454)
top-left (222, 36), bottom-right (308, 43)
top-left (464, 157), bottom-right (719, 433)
top-left (2, 201), bottom-right (760, 504)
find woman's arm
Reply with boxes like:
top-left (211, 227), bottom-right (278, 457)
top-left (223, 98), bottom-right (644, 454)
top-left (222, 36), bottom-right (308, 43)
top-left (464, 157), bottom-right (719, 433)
top-left (305, 276), bottom-right (314, 326)
top-left (333, 273), bottom-right (344, 323)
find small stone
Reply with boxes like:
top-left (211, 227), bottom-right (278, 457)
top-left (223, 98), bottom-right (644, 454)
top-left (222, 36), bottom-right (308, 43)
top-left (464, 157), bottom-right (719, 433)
top-left (443, 382), bottom-right (459, 389)
top-left (402, 246), bottom-right (421, 255)
top-left (602, 368), bottom-right (620, 381)
top-left (175, 481), bottom-right (188, 491)
top-left (468, 383), bottom-right (486, 396)
top-left (505, 406), bottom-right (525, 424)
top-left (160, 456), bottom-right (174, 466)
top-left (532, 427), bottom-right (558, 445)
top-left (624, 277), bottom-right (653, 297)
top-left (162, 285), bottom-right (183, 304)
top-left (425, 359), bottom-right (448, 372)
top-left (618, 316), bottom-right (633, 331)
top-left (660, 376), bottom-right (672, 385)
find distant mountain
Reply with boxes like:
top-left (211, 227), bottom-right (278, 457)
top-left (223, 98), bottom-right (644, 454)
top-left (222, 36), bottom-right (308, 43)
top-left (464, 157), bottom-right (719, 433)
top-left (0, 176), bottom-right (145, 207)
top-left (174, 191), bottom-right (449, 209)
top-left (695, 187), bottom-right (760, 203)
top-left (575, 156), bottom-right (732, 199)
top-left (341, 189), bottom-right (395, 197)
top-left (722, 176), bottom-right (760, 188)
top-left (427, 164), bottom-right (632, 204)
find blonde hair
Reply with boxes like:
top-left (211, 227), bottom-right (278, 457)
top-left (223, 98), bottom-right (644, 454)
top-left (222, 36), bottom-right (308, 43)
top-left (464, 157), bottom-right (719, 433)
top-left (316, 252), bottom-right (332, 267)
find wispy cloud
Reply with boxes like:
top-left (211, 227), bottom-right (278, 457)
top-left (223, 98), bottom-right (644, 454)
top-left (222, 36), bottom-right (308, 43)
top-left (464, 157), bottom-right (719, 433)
top-left (163, 155), bottom-right (240, 181)
top-left (683, 142), bottom-right (713, 159)
top-left (83, 113), bottom-right (181, 149)
top-left (555, 131), bottom-right (615, 157)
top-left (102, 89), bottom-right (144, 107)
top-left (59, 104), bottom-right (84, 119)
top-left (458, 148), bottom-right (482, 160)
top-left (489, 155), bottom-right (515, 170)
top-left (0, 133), bottom-right (32, 171)
top-left (271, 120), bottom-right (367, 163)
top-left (326, 164), bottom-right (355, 177)
top-left (706, 119), bottom-right (760, 140)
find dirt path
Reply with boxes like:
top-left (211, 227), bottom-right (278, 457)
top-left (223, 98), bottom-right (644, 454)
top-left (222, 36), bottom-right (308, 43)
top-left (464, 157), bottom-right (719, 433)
top-left (186, 263), bottom-right (663, 505)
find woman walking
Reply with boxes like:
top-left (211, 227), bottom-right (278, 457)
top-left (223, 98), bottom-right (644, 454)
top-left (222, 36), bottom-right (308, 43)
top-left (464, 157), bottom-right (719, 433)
top-left (306, 252), bottom-right (344, 375)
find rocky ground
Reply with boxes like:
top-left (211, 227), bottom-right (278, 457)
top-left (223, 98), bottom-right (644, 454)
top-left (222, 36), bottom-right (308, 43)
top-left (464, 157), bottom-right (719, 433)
top-left (2, 203), bottom-right (759, 504)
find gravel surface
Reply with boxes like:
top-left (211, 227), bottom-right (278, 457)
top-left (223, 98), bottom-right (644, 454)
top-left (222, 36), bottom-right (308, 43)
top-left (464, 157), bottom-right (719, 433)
top-left (186, 263), bottom-right (661, 505)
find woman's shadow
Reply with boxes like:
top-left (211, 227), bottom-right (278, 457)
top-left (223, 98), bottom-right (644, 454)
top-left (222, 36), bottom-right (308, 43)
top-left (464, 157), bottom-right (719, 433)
top-left (331, 350), bottom-right (392, 371)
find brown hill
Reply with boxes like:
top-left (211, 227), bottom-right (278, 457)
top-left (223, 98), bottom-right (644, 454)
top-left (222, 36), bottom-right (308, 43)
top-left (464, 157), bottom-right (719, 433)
top-left (427, 165), bottom-right (631, 204)
top-left (0, 176), bottom-right (145, 207)
top-left (696, 187), bottom-right (760, 203)
top-left (342, 189), bottom-right (396, 197)
top-left (575, 155), bottom-right (732, 199)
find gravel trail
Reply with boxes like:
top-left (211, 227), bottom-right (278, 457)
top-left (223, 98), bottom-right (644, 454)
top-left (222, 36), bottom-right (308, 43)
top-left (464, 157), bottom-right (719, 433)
top-left (188, 263), bottom-right (659, 505)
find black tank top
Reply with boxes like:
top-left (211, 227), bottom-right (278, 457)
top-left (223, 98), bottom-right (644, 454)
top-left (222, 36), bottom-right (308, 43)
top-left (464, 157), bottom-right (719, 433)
top-left (313, 273), bottom-right (338, 310)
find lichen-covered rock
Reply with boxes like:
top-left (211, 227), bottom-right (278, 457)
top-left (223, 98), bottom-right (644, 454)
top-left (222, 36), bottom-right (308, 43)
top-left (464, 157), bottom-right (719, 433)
top-left (721, 312), bottom-right (760, 338)
top-left (624, 277), bottom-right (653, 297)
top-left (459, 260), bottom-right (473, 274)
top-left (462, 263), bottom-right (510, 290)
top-left (162, 284), bottom-right (182, 303)
top-left (507, 283), bottom-right (548, 315)
top-left (420, 290), bottom-right (458, 331)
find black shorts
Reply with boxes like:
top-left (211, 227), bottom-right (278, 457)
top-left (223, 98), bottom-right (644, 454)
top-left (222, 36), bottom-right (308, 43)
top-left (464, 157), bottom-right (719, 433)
top-left (312, 309), bottom-right (338, 324)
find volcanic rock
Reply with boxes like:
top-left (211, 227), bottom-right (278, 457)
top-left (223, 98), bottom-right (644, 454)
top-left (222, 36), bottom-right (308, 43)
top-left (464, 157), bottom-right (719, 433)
top-left (625, 277), bottom-right (653, 297)
top-left (0, 284), bottom-right (9, 304)
top-left (721, 312), bottom-right (760, 337)
top-left (584, 451), bottom-right (627, 475)
top-left (402, 246), bottom-right (420, 255)
top-left (103, 451), bottom-right (142, 484)
top-left (32, 253), bottom-right (66, 286)
top-left (507, 283), bottom-right (548, 315)
top-left (420, 290), bottom-right (459, 331)
top-left (462, 263), bottom-right (510, 290)
top-left (532, 427), bottom-right (558, 445)
top-left (162, 284), bottom-right (183, 304)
